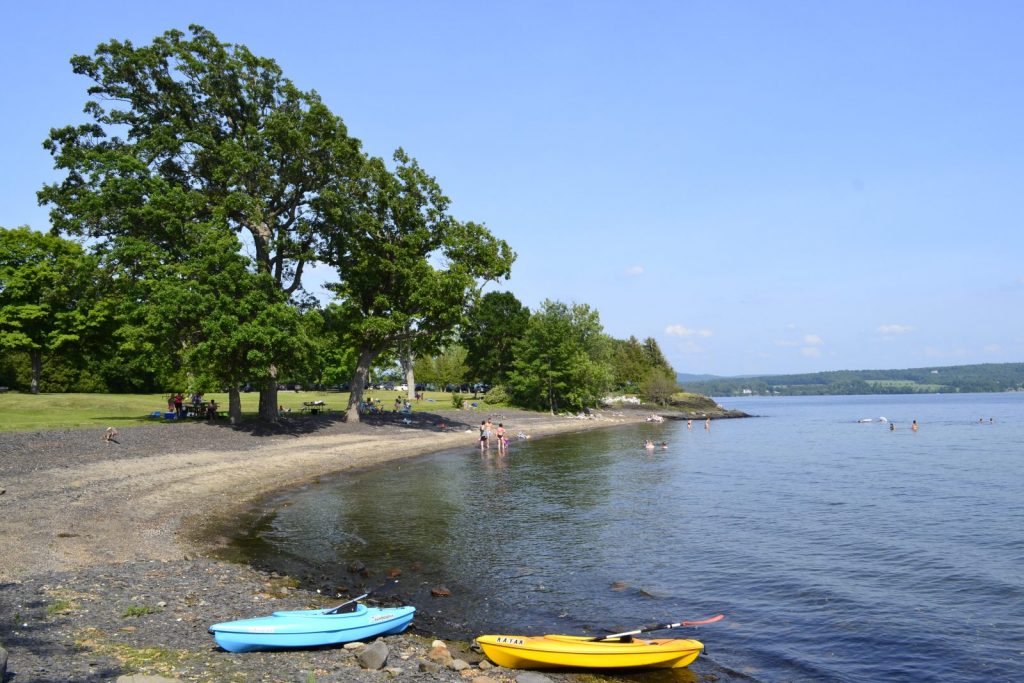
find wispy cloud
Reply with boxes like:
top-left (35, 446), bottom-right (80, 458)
top-left (878, 324), bottom-right (915, 335)
top-left (625, 265), bottom-right (644, 276)
top-left (803, 334), bottom-right (824, 346)
top-left (801, 347), bottom-right (822, 358)
top-left (665, 324), bottom-right (712, 338)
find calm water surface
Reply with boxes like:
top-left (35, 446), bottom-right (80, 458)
top-left (227, 393), bottom-right (1024, 682)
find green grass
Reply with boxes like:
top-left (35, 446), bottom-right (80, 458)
top-left (121, 604), bottom-right (162, 618)
top-left (0, 389), bottom-right (494, 432)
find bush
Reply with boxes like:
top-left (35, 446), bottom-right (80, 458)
top-left (483, 385), bottom-right (508, 404)
top-left (451, 393), bottom-right (465, 409)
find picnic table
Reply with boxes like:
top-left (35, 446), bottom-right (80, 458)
top-left (301, 400), bottom-right (328, 415)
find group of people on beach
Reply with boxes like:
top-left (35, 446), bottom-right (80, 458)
top-left (479, 418), bottom-right (511, 453)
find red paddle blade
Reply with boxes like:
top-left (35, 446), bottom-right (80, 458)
top-left (680, 613), bottom-right (725, 627)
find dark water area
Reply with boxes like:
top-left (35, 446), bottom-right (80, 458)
top-left (222, 393), bottom-right (1024, 682)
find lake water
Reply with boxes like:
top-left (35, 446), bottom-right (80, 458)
top-left (225, 393), bottom-right (1024, 682)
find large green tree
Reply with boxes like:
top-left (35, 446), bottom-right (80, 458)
top-left (38, 25), bottom-right (361, 421)
top-left (462, 290), bottom-right (530, 387)
top-left (324, 150), bottom-right (514, 422)
top-left (0, 226), bottom-right (108, 393)
top-left (506, 300), bottom-right (613, 414)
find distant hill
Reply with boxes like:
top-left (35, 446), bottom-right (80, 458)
top-left (676, 373), bottom-right (721, 383)
top-left (679, 362), bottom-right (1024, 396)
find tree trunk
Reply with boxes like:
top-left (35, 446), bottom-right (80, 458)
top-left (400, 350), bottom-right (416, 401)
top-left (30, 350), bottom-right (42, 395)
top-left (346, 347), bottom-right (379, 423)
top-left (228, 386), bottom-right (242, 425)
top-left (258, 364), bottom-right (279, 423)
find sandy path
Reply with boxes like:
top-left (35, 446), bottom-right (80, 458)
top-left (0, 413), bottom-right (643, 582)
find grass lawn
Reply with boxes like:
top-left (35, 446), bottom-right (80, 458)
top-left (0, 389), bottom-right (487, 432)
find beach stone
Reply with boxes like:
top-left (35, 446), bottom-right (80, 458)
top-left (431, 585), bottom-right (452, 597)
top-left (472, 677), bottom-right (501, 683)
top-left (115, 676), bottom-right (179, 683)
top-left (478, 659), bottom-right (493, 669)
top-left (419, 660), bottom-right (443, 674)
top-left (428, 644), bottom-right (454, 667)
top-left (515, 673), bottom-right (555, 683)
top-left (450, 657), bottom-right (471, 671)
top-left (357, 639), bottom-right (389, 669)
top-left (0, 647), bottom-right (7, 679)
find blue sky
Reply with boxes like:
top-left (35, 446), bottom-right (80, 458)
top-left (3, 1), bottom-right (1022, 376)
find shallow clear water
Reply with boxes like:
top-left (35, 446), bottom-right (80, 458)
top-left (227, 393), bottom-right (1024, 682)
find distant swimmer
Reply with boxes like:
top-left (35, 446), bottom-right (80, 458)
top-left (687, 419), bottom-right (693, 429)
top-left (889, 423), bottom-right (895, 431)
top-left (660, 441), bottom-right (668, 450)
top-left (912, 420), bottom-right (919, 432)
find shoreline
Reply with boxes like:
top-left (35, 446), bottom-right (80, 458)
top-left (0, 406), bottom-right (739, 682)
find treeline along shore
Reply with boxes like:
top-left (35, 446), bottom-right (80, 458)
top-left (0, 405), bottom-right (745, 683)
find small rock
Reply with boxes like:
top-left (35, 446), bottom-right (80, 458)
top-left (115, 676), bottom-right (180, 683)
top-left (515, 673), bottom-right (556, 683)
top-left (0, 647), bottom-right (7, 679)
top-left (431, 585), bottom-right (452, 597)
top-left (344, 641), bottom-right (366, 650)
top-left (478, 659), bottom-right (493, 670)
top-left (450, 658), bottom-right (471, 671)
top-left (348, 559), bottom-right (366, 573)
top-left (472, 677), bottom-right (501, 683)
top-left (419, 660), bottom-right (443, 674)
top-left (386, 567), bottom-right (402, 577)
top-left (428, 645), bottom-right (454, 666)
top-left (431, 639), bottom-right (447, 650)
top-left (357, 639), bottom-right (389, 670)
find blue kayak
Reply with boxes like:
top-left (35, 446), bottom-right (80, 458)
top-left (209, 603), bottom-right (415, 653)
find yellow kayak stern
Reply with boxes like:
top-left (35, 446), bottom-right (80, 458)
top-left (476, 634), bottom-right (703, 670)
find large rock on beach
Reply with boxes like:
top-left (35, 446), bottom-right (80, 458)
top-left (357, 638), bottom-right (389, 669)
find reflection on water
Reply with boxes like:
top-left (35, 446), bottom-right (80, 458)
top-left (221, 393), bottom-right (1024, 682)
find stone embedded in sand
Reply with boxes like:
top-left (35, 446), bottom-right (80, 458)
top-left (431, 586), bottom-right (452, 597)
top-left (387, 567), bottom-right (402, 577)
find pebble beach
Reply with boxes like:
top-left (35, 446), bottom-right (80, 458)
top-left (1, 406), bottom-right (730, 683)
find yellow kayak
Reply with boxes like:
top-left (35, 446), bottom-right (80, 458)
top-left (476, 634), bottom-right (703, 670)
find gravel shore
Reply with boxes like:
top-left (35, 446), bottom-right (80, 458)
top-left (1, 407), bottom-right (745, 682)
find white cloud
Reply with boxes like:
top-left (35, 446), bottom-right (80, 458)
top-left (625, 265), bottom-right (644, 276)
top-left (665, 324), bottom-right (712, 338)
top-left (878, 324), bottom-right (915, 335)
top-left (800, 347), bottom-right (822, 358)
top-left (803, 334), bottom-right (824, 346)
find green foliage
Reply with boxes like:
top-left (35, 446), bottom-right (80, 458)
top-left (462, 291), bottom-right (530, 386)
top-left (506, 300), bottom-right (613, 413)
top-left (0, 226), bottom-right (110, 393)
top-left (639, 369), bottom-right (679, 406)
top-left (323, 149), bottom-right (513, 420)
top-left (39, 25), bottom-right (362, 420)
top-left (121, 604), bottom-right (161, 618)
top-left (451, 393), bottom-right (465, 409)
top-left (483, 385), bottom-right (509, 404)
